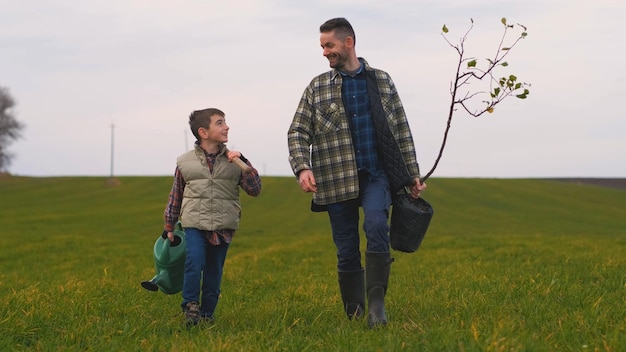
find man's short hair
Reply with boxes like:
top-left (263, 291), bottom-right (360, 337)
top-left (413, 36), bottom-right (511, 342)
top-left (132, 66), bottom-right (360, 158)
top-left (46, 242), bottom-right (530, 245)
top-left (320, 17), bottom-right (356, 44)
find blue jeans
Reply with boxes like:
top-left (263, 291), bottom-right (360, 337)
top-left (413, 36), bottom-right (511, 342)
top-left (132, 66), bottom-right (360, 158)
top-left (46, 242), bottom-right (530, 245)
top-left (181, 228), bottom-right (230, 318)
top-left (327, 171), bottom-right (392, 271)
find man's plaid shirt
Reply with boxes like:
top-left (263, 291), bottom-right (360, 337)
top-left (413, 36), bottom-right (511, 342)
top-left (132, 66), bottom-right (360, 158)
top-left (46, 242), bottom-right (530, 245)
top-left (288, 58), bottom-right (420, 206)
top-left (340, 64), bottom-right (380, 173)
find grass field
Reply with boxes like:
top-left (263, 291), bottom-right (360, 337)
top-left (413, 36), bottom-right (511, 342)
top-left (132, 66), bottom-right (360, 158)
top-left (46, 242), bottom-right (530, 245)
top-left (0, 175), bottom-right (625, 351)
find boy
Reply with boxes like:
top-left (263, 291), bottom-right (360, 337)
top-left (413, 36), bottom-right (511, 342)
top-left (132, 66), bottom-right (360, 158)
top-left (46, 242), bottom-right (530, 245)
top-left (164, 107), bottom-right (262, 325)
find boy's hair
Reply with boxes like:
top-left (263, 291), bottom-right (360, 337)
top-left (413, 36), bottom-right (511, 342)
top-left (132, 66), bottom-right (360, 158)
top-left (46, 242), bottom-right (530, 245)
top-left (320, 17), bottom-right (356, 45)
top-left (189, 108), bottom-right (225, 141)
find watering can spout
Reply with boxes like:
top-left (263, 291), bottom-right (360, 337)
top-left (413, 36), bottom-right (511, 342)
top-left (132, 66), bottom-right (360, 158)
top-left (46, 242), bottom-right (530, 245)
top-left (141, 275), bottom-right (160, 291)
top-left (141, 222), bottom-right (187, 294)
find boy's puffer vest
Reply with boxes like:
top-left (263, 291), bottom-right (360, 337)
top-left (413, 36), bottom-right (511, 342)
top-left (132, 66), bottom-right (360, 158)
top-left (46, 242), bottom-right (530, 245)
top-left (177, 146), bottom-right (241, 231)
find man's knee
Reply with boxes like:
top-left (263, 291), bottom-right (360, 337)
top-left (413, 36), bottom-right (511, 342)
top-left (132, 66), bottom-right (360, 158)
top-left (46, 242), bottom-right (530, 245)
top-left (364, 210), bottom-right (389, 234)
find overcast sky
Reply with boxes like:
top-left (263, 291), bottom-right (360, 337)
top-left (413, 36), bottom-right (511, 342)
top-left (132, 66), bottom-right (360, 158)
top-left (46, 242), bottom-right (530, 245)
top-left (1, 0), bottom-right (624, 178)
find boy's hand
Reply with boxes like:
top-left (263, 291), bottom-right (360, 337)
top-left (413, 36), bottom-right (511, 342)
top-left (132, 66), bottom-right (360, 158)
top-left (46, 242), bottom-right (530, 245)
top-left (225, 149), bottom-right (253, 173)
top-left (167, 231), bottom-right (175, 242)
top-left (226, 150), bottom-right (241, 161)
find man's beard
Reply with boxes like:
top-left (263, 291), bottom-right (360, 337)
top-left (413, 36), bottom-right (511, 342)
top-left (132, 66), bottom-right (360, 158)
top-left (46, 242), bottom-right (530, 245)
top-left (328, 52), bottom-right (347, 70)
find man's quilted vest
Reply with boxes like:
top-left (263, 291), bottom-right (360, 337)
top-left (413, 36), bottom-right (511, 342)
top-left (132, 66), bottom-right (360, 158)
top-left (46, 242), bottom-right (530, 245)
top-left (366, 70), bottom-right (415, 193)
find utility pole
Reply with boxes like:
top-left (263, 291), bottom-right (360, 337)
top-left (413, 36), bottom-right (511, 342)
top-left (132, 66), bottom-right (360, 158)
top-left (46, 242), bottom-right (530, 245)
top-left (110, 123), bottom-right (115, 178)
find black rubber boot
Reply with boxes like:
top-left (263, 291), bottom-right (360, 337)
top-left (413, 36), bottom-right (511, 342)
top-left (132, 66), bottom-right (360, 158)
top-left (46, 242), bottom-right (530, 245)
top-left (338, 269), bottom-right (365, 320)
top-left (366, 251), bottom-right (393, 328)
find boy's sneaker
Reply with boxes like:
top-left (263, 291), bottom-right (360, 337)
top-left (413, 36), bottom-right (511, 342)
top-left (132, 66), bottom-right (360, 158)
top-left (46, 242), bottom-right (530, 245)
top-left (184, 301), bottom-right (200, 326)
top-left (201, 315), bottom-right (215, 324)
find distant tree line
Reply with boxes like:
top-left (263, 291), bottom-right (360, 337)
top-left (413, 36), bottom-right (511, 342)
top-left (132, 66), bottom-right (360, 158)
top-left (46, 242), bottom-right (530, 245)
top-left (0, 85), bottom-right (24, 173)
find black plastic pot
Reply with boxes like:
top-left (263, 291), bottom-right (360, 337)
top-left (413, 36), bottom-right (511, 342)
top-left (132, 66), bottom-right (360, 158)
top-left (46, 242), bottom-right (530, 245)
top-left (389, 193), bottom-right (434, 253)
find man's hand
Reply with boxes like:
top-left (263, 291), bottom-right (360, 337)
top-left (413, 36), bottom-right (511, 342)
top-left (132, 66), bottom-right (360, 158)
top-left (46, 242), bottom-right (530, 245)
top-left (409, 177), bottom-right (427, 199)
top-left (298, 169), bottom-right (317, 193)
top-left (167, 231), bottom-right (175, 242)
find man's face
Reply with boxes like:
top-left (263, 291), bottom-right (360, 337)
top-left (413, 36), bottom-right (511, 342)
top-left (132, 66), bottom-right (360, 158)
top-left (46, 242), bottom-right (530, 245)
top-left (320, 30), bottom-right (350, 70)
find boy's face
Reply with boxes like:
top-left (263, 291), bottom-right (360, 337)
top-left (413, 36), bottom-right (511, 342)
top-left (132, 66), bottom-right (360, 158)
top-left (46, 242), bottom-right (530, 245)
top-left (200, 114), bottom-right (229, 144)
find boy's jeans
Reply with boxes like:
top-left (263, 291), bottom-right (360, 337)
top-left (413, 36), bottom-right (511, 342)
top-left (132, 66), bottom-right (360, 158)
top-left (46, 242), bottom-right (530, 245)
top-left (181, 228), bottom-right (229, 318)
top-left (327, 171), bottom-right (392, 271)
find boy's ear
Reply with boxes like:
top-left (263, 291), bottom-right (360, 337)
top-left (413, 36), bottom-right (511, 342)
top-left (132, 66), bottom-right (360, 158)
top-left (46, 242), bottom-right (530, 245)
top-left (197, 127), bottom-right (208, 138)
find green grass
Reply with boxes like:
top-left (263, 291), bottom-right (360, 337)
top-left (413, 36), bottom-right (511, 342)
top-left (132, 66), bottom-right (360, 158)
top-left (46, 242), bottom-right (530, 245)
top-left (0, 176), bottom-right (625, 351)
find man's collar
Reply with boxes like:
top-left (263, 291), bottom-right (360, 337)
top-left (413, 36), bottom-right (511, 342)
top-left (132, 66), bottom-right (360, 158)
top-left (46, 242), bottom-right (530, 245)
top-left (339, 60), bottom-right (364, 77)
top-left (331, 57), bottom-right (369, 80)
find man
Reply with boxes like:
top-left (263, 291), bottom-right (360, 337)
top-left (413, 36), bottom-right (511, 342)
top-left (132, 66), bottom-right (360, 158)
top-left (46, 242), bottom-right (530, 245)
top-left (287, 17), bottom-right (426, 328)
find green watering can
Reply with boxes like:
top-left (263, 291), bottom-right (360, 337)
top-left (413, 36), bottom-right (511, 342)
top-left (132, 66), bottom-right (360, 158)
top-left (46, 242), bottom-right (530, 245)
top-left (141, 222), bottom-right (186, 294)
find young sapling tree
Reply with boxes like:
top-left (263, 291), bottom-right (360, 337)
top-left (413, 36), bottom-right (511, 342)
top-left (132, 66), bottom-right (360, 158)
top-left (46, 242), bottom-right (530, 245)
top-left (421, 17), bottom-right (530, 182)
